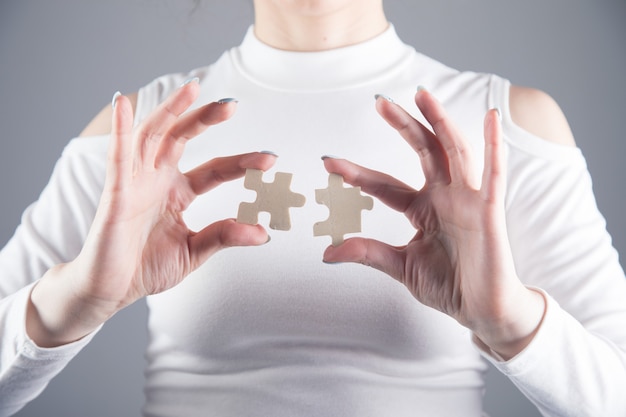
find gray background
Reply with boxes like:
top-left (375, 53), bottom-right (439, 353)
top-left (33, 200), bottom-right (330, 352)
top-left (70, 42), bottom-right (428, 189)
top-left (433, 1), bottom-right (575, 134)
top-left (1, 0), bottom-right (625, 416)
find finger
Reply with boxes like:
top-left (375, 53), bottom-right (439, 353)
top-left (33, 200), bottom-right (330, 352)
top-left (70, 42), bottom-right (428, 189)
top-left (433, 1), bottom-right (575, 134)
top-left (323, 237), bottom-right (405, 282)
top-left (106, 92), bottom-right (134, 190)
top-left (481, 108), bottom-right (506, 203)
top-left (185, 151), bottom-right (278, 195)
top-left (322, 156), bottom-right (416, 213)
top-left (134, 79), bottom-right (200, 167)
top-left (188, 219), bottom-right (269, 269)
top-left (155, 99), bottom-right (238, 167)
top-left (375, 95), bottom-right (449, 184)
top-left (414, 88), bottom-right (477, 187)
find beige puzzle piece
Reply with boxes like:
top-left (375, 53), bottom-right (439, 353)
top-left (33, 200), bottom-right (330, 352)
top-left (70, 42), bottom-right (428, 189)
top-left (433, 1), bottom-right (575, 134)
top-left (314, 173), bottom-right (374, 246)
top-left (237, 169), bottom-right (306, 231)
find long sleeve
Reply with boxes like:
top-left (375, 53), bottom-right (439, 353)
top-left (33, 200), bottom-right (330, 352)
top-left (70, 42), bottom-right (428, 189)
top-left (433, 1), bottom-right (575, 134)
top-left (0, 136), bottom-right (108, 415)
top-left (475, 290), bottom-right (626, 416)
top-left (478, 76), bottom-right (626, 416)
top-left (0, 284), bottom-right (99, 416)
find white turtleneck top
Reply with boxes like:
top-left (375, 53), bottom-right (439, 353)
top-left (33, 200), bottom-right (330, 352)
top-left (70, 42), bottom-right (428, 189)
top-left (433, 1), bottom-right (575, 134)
top-left (1, 25), bottom-right (626, 417)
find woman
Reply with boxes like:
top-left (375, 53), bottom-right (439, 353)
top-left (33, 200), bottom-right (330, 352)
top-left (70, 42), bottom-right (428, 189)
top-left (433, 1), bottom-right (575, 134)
top-left (1, 1), bottom-right (625, 416)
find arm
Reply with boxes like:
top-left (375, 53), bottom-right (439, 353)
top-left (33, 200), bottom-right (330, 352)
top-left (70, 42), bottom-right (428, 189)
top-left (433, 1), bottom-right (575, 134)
top-left (322, 87), bottom-right (626, 415)
top-left (492, 85), bottom-right (626, 415)
top-left (0, 80), bottom-right (276, 414)
top-left (324, 88), bottom-right (544, 358)
top-left (0, 113), bottom-right (111, 416)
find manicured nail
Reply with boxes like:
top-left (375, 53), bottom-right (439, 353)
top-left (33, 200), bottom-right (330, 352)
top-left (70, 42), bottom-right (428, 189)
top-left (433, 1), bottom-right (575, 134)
top-left (111, 91), bottom-right (122, 109)
top-left (321, 155), bottom-right (342, 160)
top-left (374, 94), bottom-right (394, 103)
top-left (217, 97), bottom-right (238, 104)
top-left (417, 85), bottom-right (427, 92)
top-left (181, 77), bottom-right (199, 87)
top-left (260, 150), bottom-right (279, 157)
top-left (264, 235), bottom-right (272, 244)
top-left (322, 259), bottom-right (344, 265)
top-left (493, 107), bottom-right (502, 122)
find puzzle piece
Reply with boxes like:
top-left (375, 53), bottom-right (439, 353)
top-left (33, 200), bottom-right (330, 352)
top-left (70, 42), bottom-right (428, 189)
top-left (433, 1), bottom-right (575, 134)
top-left (314, 173), bottom-right (374, 246)
top-left (237, 169), bottom-right (306, 231)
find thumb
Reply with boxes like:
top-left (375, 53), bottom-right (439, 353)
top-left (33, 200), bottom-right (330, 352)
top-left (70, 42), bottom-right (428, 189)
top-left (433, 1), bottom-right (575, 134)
top-left (188, 219), bottom-right (270, 269)
top-left (323, 237), bottom-right (406, 282)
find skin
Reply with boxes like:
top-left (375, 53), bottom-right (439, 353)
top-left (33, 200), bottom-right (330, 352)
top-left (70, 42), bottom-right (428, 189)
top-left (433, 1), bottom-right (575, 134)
top-left (29, 1), bottom-right (575, 361)
top-left (28, 82), bottom-right (277, 347)
top-left (323, 92), bottom-right (545, 358)
top-left (252, 0), bottom-right (389, 51)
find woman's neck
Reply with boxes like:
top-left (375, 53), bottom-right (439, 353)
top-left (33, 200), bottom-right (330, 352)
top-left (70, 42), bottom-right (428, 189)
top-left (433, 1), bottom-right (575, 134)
top-left (252, 0), bottom-right (389, 52)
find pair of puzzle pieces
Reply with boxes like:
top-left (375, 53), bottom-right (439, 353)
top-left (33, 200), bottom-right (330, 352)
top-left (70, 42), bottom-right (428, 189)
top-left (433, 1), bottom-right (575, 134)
top-left (237, 169), bottom-right (373, 246)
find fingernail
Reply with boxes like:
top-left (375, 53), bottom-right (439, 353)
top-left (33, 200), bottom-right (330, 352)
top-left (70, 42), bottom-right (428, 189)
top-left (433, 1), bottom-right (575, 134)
top-left (180, 77), bottom-right (200, 87)
top-left (111, 91), bottom-right (122, 109)
top-left (321, 155), bottom-right (342, 160)
top-left (417, 85), bottom-right (427, 92)
top-left (260, 150), bottom-right (279, 157)
top-left (264, 235), bottom-right (272, 244)
top-left (493, 107), bottom-right (502, 122)
top-left (374, 93), bottom-right (394, 103)
top-left (217, 97), bottom-right (238, 104)
top-left (322, 260), bottom-right (344, 265)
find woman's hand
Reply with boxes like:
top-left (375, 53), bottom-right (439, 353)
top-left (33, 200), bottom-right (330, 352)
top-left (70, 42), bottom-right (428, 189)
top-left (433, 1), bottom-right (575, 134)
top-left (322, 88), bottom-right (545, 359)
top-left (27, 80), bottom-right (276, 347)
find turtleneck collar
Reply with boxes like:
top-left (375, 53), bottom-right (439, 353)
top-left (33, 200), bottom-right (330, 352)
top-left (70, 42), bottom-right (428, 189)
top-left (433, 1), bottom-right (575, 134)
top-left (230, 24), bottom-right (413, 93)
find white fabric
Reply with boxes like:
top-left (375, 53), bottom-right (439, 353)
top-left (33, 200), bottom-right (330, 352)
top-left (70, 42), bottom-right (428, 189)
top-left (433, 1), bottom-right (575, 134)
top-left (1, 25), bottom-right (625, 416)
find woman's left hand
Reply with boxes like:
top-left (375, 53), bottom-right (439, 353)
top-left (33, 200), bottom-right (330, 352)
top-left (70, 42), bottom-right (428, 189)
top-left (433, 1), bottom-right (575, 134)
top-left (322, 88), bottom-right (545, 359)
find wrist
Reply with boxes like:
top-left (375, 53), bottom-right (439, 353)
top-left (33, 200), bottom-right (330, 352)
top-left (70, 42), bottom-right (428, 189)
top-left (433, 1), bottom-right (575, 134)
top-left (26, 264), bottom-right (114, 348)
top-left (473, 287), bottom-right (546, 360)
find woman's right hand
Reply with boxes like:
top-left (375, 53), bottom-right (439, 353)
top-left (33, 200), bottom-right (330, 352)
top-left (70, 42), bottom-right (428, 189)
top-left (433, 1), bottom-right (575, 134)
top-left (27, 79), bottom-right (276, 347)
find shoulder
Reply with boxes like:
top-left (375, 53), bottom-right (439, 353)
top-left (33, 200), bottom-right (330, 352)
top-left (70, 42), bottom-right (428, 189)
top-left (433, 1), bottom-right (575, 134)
top-left (79, 92), bottom-right (138, 137)
top-left (508, 85), bottom-right (576, 147)
top-left (78, 65), bottom-right (215, 138)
